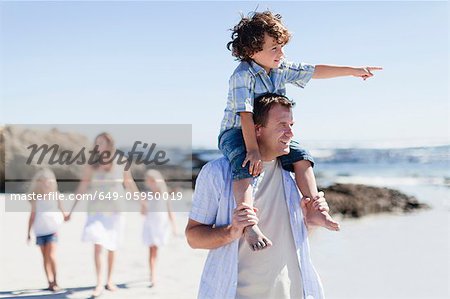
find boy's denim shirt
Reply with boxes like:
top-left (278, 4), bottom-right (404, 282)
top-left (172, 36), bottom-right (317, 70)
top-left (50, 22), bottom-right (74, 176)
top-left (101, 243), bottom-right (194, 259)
top-left (220, 59), bottom-right (315, 133)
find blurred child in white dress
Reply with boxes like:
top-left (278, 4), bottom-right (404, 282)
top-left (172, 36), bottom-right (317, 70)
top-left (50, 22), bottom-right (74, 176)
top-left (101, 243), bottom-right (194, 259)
top-left (141, 169), bottom-right (177, 287)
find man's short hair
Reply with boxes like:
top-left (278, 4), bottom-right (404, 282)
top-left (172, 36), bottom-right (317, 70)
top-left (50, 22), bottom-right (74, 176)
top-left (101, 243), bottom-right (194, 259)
top-left (253, 93), bottom-right (295, 127)
top-left (227, 11), bottom-right (291, 62)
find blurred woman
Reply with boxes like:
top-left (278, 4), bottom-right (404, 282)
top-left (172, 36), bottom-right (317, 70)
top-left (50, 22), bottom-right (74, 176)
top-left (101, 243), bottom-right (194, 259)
top-left (70, 132), bottom-right (138, 297)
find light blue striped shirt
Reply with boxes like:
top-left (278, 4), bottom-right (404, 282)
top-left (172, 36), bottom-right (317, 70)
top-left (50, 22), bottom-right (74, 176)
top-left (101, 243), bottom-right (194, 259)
top-left (189, 157), bottom-right (325, 299)
top-left (220, 60), bottom-right (315, 133)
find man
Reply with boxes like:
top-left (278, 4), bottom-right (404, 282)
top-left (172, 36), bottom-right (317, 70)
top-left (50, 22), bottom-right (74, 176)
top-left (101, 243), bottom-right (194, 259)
top-left (186, 93), bottom-right (333, 299)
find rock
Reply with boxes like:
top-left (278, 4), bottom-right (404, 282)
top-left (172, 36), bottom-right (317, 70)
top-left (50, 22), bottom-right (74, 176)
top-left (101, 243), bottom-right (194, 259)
top-left (321, 183), bottom-right (430, 218)
top-left (2, 125), bottom-right (89, 193)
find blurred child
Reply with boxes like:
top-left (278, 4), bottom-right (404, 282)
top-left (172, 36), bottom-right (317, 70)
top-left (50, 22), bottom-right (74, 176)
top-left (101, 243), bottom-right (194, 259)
top-left (141, 169), bottom-right (177, 287)
top-left (27, 168), bottom-right (68, 292)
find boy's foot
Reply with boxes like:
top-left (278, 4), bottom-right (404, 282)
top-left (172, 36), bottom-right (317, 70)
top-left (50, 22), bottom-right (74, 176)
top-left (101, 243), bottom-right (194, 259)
top-left (307, 210), bottom-right (340, 231)
top-left (302, 197), bottom-right (340, 231)
top-left (244, 225), bottom-right (272, 251)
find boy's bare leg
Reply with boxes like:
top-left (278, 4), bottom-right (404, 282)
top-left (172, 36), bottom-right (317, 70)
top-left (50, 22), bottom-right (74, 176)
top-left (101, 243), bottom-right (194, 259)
top-left (233, 178), bottom-right (272, 251)
top-left (294, 161), bottom-right (340, 231)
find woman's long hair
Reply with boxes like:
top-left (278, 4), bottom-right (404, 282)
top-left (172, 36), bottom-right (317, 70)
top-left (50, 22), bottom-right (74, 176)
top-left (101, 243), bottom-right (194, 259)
top-left (91, 132), bottom-right (116, 169)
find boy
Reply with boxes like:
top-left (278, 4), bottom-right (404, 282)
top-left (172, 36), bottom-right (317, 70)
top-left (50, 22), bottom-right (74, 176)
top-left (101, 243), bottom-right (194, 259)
top-left (219, 11), bottom-right (381, 251)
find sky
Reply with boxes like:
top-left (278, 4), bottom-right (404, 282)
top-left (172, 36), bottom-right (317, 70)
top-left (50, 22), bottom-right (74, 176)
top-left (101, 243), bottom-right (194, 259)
top-left (0, 1), bottom-right (448, 149)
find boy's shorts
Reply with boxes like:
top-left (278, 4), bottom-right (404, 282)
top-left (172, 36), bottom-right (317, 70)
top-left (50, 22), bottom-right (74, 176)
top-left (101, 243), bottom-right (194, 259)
top-left (36, 233), bottom-right (58, 246)
top-left (218, 128), bottom-right (315, 181)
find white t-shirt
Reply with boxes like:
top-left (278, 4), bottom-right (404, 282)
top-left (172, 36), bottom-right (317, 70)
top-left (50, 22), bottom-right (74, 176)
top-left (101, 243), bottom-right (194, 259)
top-left (237, 160), bottom-right (303, 299)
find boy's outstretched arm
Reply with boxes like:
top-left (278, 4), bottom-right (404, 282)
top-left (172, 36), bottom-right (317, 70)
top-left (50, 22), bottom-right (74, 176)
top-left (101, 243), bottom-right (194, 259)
top-left (312, 65), bottom-right (383, 80)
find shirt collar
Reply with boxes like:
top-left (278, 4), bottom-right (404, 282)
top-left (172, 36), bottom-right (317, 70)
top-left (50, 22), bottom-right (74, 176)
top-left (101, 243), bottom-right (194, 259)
top-left (249, 60), bottom-right (267, 76)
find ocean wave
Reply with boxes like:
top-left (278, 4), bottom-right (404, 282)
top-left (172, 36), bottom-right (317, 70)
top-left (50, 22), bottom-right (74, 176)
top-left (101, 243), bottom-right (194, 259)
top-left (328, 175), bottom-right (449, 188)
top-left (311, 145), bottom-right (450, 164)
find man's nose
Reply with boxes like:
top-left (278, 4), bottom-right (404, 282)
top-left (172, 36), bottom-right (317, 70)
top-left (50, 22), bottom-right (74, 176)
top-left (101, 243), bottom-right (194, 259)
top-left (284, 126), bottom-right (293, 137)
top-left (279, 47), bottom-right (285, 57)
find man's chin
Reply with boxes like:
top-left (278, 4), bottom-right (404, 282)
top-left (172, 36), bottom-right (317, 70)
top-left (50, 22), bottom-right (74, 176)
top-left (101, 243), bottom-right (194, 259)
top-left (278, 147), bottom-right (290, 156)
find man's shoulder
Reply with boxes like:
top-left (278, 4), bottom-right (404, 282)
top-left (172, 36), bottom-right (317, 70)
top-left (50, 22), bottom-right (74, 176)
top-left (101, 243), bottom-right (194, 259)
top-left (195, 157), bottom-right (231, 192)
top-left (201, 156), bottom-right (230, 173)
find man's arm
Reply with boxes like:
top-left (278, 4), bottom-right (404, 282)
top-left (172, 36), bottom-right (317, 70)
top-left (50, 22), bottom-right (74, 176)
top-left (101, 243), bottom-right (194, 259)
top-left (185, 219), bottom-right (238, 250)
top-left (312, 65), bottom-right (382, 79)
top-left (186, 203), bottom-right (258, 250)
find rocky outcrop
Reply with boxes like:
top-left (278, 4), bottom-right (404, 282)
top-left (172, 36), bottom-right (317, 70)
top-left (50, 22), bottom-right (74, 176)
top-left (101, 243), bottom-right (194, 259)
top-left (322, 183), bottom-right (430, 218)
top-left (2, 125), bottom-right (89, 193)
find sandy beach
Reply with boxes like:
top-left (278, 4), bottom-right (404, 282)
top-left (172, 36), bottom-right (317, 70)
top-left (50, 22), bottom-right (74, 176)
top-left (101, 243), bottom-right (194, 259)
top-left (0, 193), bottom-right (207, 299)
top-left (1, 183), bottom-right (449, 299)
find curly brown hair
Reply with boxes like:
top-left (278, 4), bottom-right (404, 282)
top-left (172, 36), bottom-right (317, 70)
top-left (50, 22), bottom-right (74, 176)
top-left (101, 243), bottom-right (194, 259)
top-left (227, 11), bottom-right (291, 62)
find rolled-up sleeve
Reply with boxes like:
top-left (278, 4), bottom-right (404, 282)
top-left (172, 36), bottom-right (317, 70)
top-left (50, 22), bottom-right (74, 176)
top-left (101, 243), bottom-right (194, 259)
top-left (189, 163), bottom-right (222, 225)
top-left (229, 72), bottom-right (254, 113)
top-left (282, 61), bottom-right (315, 88)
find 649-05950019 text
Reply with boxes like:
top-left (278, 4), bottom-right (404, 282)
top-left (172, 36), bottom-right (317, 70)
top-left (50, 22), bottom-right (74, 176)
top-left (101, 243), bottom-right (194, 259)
top-left (9, 191), bottom-right (183, 201)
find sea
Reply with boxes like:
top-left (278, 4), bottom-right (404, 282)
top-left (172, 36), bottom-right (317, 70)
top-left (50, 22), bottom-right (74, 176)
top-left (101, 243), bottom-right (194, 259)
top-left (306, 145), bottom-right (449, 299)
top-left (194, 145), bottom-right (450, 188)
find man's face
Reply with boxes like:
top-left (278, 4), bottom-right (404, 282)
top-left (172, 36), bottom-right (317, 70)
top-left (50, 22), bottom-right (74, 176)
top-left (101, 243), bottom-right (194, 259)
top-left (256, 104), bottom-right (294, 160)
top-left (250, 33), bottom-right (285, 74)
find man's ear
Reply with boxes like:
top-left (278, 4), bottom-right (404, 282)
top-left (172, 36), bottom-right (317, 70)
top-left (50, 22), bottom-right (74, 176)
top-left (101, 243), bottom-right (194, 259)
top-left (255, 124), bottom-right (262, 137)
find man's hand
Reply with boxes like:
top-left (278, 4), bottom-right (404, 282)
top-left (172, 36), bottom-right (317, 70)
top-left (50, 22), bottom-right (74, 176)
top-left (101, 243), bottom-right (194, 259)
top-left (185, 203), bottom-right (259, 249)
top-left (301, 191), bottom-right (340, 231)
top-left (310, 191), bottom-right (330, 212)
top-left (352, 66), bottom-right (383, 80)
top-left (242, 149), bottom-right (263, 176)
top-left (230, 203), bottom-right (259, 240)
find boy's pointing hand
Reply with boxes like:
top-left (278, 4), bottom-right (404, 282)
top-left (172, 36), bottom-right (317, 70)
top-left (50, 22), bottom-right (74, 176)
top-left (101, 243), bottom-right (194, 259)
top-left (354, 66), bottom-right (383, 80)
